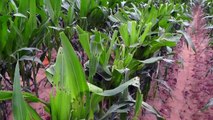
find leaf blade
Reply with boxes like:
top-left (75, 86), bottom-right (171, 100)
top-left (12, 62), bottom-right (27, 120)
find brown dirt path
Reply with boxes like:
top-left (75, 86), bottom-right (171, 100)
top-left (142, 5), bottom-right (213, 120)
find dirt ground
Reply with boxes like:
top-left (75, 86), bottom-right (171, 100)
top-left (142, 6), bottom-right (213, 120)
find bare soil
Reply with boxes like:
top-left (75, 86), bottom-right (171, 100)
top-left (142, 6), bottom-right (213, 120)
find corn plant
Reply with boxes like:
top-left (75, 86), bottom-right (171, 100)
top-left (0, 32), bottom-right (146, 120)
top-left (0, 61), bottom-right (48, 120)
top-left (0, 0), bottom-right (48, 88)
top-left (75, 1), bottom-right (192, 118)
top-left (81, 1), bottom-right (189, 91)
top-left (44, 32), bottom-right (152, 119)
top-left (0, 0), bottom-right (66, 117)
top-left (0, 0), bottom-right (194, 119)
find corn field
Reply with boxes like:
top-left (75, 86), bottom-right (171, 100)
top-left (0, 0), bottom-right (212, 120)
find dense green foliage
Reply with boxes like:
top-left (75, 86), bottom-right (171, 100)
top-left (203, 0), bottom-right (213, 39)
top-left (0, 0), bottom-right (196, 119)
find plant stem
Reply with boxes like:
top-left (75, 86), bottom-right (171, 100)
top-left (32, 62), bottom-right (38, 97)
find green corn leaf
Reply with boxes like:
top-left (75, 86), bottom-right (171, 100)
top-left (54, 91), bottom-right (71, 120)
top-left (59, 32), bottom-right (89, 118)
top-left (146, 6), bottom-right (158, 23)
top-left (142, 102), bottom-right (165, 120)
top-left (88, 83), bottom-right (103, 93)
top-left (103, 30), bottom-right (118, 67)
top-left (67, 4), bottom-right (75, 25)
top-left (45, 0), bottom-right (54, 22)
top-left (0, 91), bottom-right (13, 101)
top-left (88, 31), bottom-right (103, 81)
top-left (0, 91), bottom-right (47, 105)
top-left (12, 47), bottom-right (40, 55)
top-left (24, 0), bottom-right (37, 44)
top-left (177, 30), bottom-right (196, 52)
top-left (100, 101), bottom-right (134, 120)
top-left (90, 77), bottom-right (140, 96)
top-left (76, 25), bottom-right (86, 34)
top-left (155, 79), bottom-right (172, 92)
top-left (0, 1), bottom-right (7, 13)
top-left (0, 20), bottom-right (8, 51)
top-left (51, 0), bottom-right (62, 22)
top-left (119, 23), bottom-right (130, 46)
top-left (19, 56), bottom-right (42, 64)
top-left (12, 62), bottom-right (28, 120)
top-left (80, 0), bottom-right (89, 17)
top-left (140, 57), bottom-right (164, 64)
top-left (11, 62), bottom-right (43, 120)
top-left (133, 90), bottom-right (143, 120)
top-left (88, 54), bottom-right (99, 81)
top-left (124, 53), bottom-right (133, 67)
top-left (9, 0), bottom-right (18, 13)
top-left (26, 104), bottom-right (42, 120)
top-left (140, 22), bottom-right (153, 44)
top-left (10, 21), bottom-right (24, 43)
top-left (161, 33), bottom-right (182, 42)
top-left (60, 32), bottom-right (89, 98)
top-left (89, 93), bottom-right (103, 119)
top-left (18, 0), bottom-right (29, 14)
top-left (45, 64), bottom-right (55, 84)
top-left (78, 32), bottom-right (91, 58)
top-left (128, 21), bottom-right (137, 44)
top-left (52, 47), bottom-right (64, 86)
top-left (48, 26), bottom-right (64, 31)
top-left (13, 13), bottom-right (27, 18)
top-left (108, 15), bottom-right (119, 22)
top-left (109, 12), bottom-right (128, 23)
top-left (49, 94), bottom-right (57, 120)
top-left (49, 83), bottom-right (71, 120)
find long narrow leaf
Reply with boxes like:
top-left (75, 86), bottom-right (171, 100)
top-left (60, 32), bottom-right (89, 98)
top-left (12, 62), bottom-right (28, 120)
top-left (177, 30), bottom-right (196, 52)
top-left (0, 91), bottom-right (48, 106)
top-left (133, 90), bottom-right (143, 120)
top-left (89, 77), bottom-right (140, 96)
top-left (140, 22), bottom-right (153, 43)
top-left (78, 32), bottom-right (91, 58)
